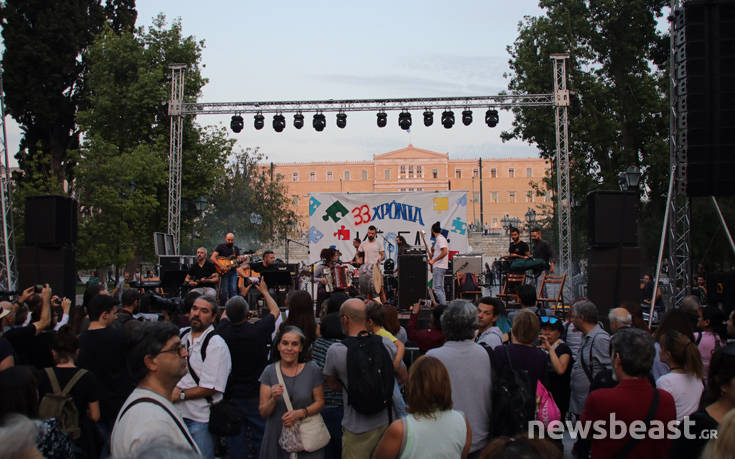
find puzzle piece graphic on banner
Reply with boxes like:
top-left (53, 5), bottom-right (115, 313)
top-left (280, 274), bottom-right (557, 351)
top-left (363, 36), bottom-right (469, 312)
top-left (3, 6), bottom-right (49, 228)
top-left (334, 225), bottom-right (350, 241)
top-left (309, 197), bottom-right (321, 216)
top-left (308, 226), bottom-right (324, 243)
top-left (433, 197), bottom-right (449, 214)
top-left (450, 217), bottom-right (467, 235)
top-left (322, 200), bottom-right (349, 222)
top-left (457, 194), bottom-right (467, 207)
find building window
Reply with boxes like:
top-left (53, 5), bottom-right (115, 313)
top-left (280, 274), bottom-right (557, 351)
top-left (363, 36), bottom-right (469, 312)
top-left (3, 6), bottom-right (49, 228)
top-left (473, 168), bottom-right (479, 178)
top-left (527, 167), bottom-right (533, 177)
top-left (545, 191), bottom-right (551, 202)
top-left (490, 192), bottom-right (498, 204)
top-left (527, 191), bottom-right (534, 202)
top-left (417, 165), bottom-right (423, 178)
top-left (473, 191), bottom-right (480, 202)
top-left (492, 217), bottom-right (498, 227)
top-left (508, 168), bottom-right (515, 178)
top-left (384, 169), bottom-right (390, 180)
top-left (292, 171), bottom-right (299, 182)
top-left (455, 169), bottom-right (462, 179)
top-left (400, 165), bottom-right (406, 179)
top-left (509, 191), bottom-right (516, 203)
top-left (432, 168), bottom-right (438, 179)
top-left (408, 165), bottom-right (414, 178)
top-left (327, 171), bottom-right (334, 181)
top-left (309, 171), bottom-right (316, 182)
top-left (490, 168), bottom-right (497, 178)
top-left (362, 169), bottom-right (368, 180)
top-left (344, 170), bottom-right (350, 181)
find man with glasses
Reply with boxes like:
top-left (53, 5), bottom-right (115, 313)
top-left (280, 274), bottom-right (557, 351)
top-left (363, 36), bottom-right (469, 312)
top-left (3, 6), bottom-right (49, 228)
top-left (111, 322), bottom-right (200, 457)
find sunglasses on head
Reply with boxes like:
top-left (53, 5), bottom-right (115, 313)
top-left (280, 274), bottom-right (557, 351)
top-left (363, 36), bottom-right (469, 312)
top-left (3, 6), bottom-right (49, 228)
top-left (540, 316), bottom-right (559, 324)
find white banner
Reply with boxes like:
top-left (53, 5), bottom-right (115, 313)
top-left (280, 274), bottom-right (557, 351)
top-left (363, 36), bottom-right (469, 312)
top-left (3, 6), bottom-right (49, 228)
top-left (307, 191), bottom-right (470, 264)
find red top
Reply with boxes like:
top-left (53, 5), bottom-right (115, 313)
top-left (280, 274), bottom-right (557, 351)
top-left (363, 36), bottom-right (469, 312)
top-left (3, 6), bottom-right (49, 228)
top-left (406, 311), bottom-right (445, 354)
top-left (581, 377), bottom-right (677, 459)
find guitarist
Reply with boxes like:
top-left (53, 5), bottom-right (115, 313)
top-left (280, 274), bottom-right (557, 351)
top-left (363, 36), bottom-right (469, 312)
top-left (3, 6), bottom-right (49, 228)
top-left (211, 233), bottom-right (248, 304)
top-left (185, 247), bottom-right (219, 297)
top-left (428, 222), bottom-right (449, 305)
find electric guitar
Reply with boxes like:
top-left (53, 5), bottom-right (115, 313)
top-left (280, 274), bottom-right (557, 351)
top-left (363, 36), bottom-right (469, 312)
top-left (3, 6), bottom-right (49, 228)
top-left (214, 255), bottom-right (249, 275)
top-left (419, 230), bottom-right (433, 273)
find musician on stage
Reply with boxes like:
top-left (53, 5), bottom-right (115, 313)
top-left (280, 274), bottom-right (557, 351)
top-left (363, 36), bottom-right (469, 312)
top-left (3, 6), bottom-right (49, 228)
top-left (350, 237), bottom-right (364, 267)
top-left (428, 222), bottom-right (449, 305)
top-left (248, 250), bottom-right (278, 274)
top-left (531, 227), bottom-right (554, 273)
top-left (396, 234), bottom-right (410, 256)
top-left (185, 247), bottom-right (219, 297)
top-left (211, 232), bottom-right (248, 304)
top-left (358, 225), bottom-right (385, 273)
top-left (506, 227), bottom-right (530, 259)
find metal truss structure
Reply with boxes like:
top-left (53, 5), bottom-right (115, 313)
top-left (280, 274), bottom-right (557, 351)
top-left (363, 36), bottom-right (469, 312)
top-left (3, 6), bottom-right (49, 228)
top-left (167, 56), bottom-right (574, 278)
top-left (0, 65), bottom-right (17, 292)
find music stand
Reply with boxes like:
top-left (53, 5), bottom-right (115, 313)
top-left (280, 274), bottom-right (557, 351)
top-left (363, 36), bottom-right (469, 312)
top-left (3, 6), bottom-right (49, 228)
top-left (262, 269), bottom-right (293, 287)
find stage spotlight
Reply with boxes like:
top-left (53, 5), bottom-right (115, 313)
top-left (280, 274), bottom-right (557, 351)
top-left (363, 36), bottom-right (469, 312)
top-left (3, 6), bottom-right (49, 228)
top-left (485, 109), bottom-right (499, 127)
top-left (272, 114), bottom-right (286, 132)
top-left (441, 110), bottom-right (455, 129)
top-left (423, 110), bottom-right (434, 127)
top-left (462, 109), bottom-right (473, 126)
top-left (230, 115), bottom-right (244, 133)
top-left (336, 112), bottom-right (347, 129)
top-left (254, 113), bottom-right (265, 130)
top-left (377, 111), bottom-right (387, 128)
top-left (398, 112), bottom-right (412, 130)
top-left (313, 113), bottom-right (326, 132)
top-left (293, 113), bottom-right (304, 129)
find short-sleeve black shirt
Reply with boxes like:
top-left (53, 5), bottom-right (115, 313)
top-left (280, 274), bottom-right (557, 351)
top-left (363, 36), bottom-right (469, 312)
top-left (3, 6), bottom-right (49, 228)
top-left (217, 314), bottom-right (276, 398)
top-left (38, 367), bottom-right (101, 428)
top-left (188, 260), bottom-right (218, 282)
top-left (532, 239), bottom-right (554, 264)
top-left (214, 243), bottom-right (240, 258)
top-left (4, 325), bottom-right (54, 368)
top-left (509, 240), bottom-right (530, 257)
top-left (0, 337), bottom-right (13, 363)
top-left (250, 261), bottom-right (277, 274)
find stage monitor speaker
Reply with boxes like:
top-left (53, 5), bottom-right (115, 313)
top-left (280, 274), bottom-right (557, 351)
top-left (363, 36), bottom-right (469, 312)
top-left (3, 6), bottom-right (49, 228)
top-left (25, 195), bottom-right (78, 247)
top-left (587, 246), bottom-right (641, 315)
top-left (677, 0), bottom-right (735, 196)
top-left (587, 191), bottom-right (638, 247)
top-left (17, 245), bottom-right (76, 305)
top-left (398, 254), bottom-right (428, 310)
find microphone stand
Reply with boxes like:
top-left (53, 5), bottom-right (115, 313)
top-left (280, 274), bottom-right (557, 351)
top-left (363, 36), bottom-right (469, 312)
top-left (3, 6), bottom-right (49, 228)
top-left (285, 237), bottom-right (309, 265)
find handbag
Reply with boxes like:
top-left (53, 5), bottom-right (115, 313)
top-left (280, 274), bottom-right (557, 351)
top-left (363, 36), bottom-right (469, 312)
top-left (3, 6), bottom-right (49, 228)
top-left (535, 380), bottom-right (561, 427)
top-left (275, 361), bottom-right (331, 453)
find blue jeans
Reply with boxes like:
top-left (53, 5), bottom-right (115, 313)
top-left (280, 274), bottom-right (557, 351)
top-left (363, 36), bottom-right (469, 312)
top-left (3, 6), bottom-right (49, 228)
top-left (392, 381), bottom-right (407, 419)
top-left (321, 406), bottom-right (344, 459)
top-left (184, 419), bottom-right (214, 459)
top-left (433, 267), bottom-right (447, 305)
top-left (227, 397), bottom-right (265, 458)
top-left (220, 270), bottom-right (238, 304)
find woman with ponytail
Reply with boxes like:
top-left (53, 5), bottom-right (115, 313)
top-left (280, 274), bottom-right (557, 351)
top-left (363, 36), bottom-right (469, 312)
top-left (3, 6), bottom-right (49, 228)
top-left (656, 329), bottom-right (704, 420)
top-left (695, 306), bottom-right (726, 383)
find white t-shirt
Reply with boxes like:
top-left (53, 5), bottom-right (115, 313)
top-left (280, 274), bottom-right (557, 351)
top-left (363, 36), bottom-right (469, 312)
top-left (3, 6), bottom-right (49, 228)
top-left (358, 238), bottom-right (383, 266)
top-left (656, 372), bottom-right (704, 420)
top-left (432, 234), bottom-right (449, 270)
top-left (111, 388), bottom-right (201, 457)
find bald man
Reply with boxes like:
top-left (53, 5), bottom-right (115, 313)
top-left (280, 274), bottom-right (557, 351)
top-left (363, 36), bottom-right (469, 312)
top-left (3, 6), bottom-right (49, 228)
top-left (212, 233), bottom-right (247, 304)
top-left (608, 308), bottom-right (632, 333)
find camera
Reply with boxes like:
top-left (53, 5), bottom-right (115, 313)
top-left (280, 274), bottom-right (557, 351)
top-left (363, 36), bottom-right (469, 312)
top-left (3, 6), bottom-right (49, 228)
top-left (34, 284), bottom-right (44, 293)
top-left (245, 276), bottom-right (260, 286)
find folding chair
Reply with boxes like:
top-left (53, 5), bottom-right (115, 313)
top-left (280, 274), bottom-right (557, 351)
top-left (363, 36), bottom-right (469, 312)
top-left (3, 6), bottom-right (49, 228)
top-left (537, 273), bottom-right (567, 315)
top-left (497, 273), bottom-right (527, 304)
top-left (455, 273), bottom-right (482, 303)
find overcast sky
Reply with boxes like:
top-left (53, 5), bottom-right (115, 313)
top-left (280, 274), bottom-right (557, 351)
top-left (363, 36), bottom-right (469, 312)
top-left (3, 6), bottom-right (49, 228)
top-left (4, 1), bottom-right (551, 166)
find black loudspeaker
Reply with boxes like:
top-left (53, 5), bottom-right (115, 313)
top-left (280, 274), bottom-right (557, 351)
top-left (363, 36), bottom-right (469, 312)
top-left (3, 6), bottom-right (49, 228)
top-left (398, 254), bottom-right (428, 310)
top-left (707, 272), bottom-right (735, 311)
top-left (587, 191), bottom-right (638, 247)
top-left (17, 245), bottom-right (76, 305)
top-left (25, 195), bottom-right (78, 246)
top-left (677, 0), bottom-right (735, 196)
top-left (587, 247), bottom-right (641, 315)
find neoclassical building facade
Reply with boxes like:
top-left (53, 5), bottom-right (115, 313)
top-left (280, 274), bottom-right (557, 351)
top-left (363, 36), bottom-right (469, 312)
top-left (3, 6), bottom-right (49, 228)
top-left (274, 145), bottom-right (551, 231)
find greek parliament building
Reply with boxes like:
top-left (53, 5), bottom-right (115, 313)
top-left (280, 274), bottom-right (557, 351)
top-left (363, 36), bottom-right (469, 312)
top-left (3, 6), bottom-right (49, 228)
top-left (274, 145), bottom-right (551, 231)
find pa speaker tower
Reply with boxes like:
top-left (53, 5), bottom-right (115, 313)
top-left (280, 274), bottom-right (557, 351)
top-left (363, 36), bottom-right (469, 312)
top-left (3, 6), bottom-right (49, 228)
top-left (397, 254), bottom-right (428, 310)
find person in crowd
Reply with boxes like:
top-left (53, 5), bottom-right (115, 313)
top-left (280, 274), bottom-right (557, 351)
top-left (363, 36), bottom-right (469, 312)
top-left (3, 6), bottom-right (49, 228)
top-left (185, 247), bottom-right (219, 298)
top-left (0, 413), bottom-right (44, 459)
top-left (679, 295), bottom-right (701, 331)
top-left (656, 329), bottom-right (704, 420)
top-left (670, 345), bottom-right (735, 459)
top-left (695, 306), bottom-right (726, 383)
top-left (38, 326), bottom-right (101, 458)
top-left (77, 293), bottom-right (131, 449)
top-left (382, 304), bottom-right (407, 344)
top-left (727, 310), bottom-right (735, 344)
top-left (428, 222), bottom-right (449, 305)
top-left (581, 328), bottom-right (677, 458)
top-left (475, 296), bottom-right (505, 349)
top-left (114, 288), bottom-right (142, 333)
top-left (406, 303), bottom-right (445, 354)
top-left (539, 316), bottom-right (572, 419)
top-left (0, 365), bottom-right (74, 458)
top-left (563, 299), bottom-right (586, 358)
top-left (622, 302), bottom-right (650, 333)
top-left (701, 408), bottom-right (735, 459)
top-left (608, 307), bottom-right (632, 333)
top-left (311, 313), bottom-right (345, 459)
top-left (173, 295), bottom-right (232, 459)
top-left (3, 285), bottom-right (53, 368)
top-left (258, 326), bottom-right (326, 459)
top-left (218, 281), bottom-right (280, 459)
top-left (374, 356), bottom-right (471, 459)
top-left (641, 274), bottom-right (664, 313)
top-left (426, 299), bottom-right (492, 456)
top-left (479, 436), bottom-right (562, 459)
top-left (323, 298), bottom-right (405, 458)
top-left (211, 232), bottom-right (247, 304)
top-left (278, 289), bottom-right (317, 354)
top-left (651, 309), bottom-right (696, 381)
top-left (516, 284), bottom-right (539, 315)
top-left (0, 301), bottom-right (15, 370)
top-left (366, 301), bottom-right (407, 418)
top-left (568, 300), bottom-right (611, 420)
top-left (111, 322), bottom-right (199, 456)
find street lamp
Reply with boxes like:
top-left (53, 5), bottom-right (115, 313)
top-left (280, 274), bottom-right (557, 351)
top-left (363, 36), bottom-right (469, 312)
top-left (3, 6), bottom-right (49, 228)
top-left (618, 166), bottom-right (642, 191)
top-left (525, 208), bottom-right (537, 244)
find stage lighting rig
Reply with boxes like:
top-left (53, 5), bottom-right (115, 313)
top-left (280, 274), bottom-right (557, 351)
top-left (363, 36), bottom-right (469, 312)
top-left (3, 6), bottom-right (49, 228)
top-left (398, 111), bottom-right (412, 130)
top-left (377, 111), bottom-right (387, 128)
top-left (462, 109), bottom-right (473, 126)
top-left (423, 110), bottom-right (433, 127)
top-left (254, 113), bottom-right (265, 130)
top-left (293, 113), bottom-right (304, 129)
top-left (313, 113), bottom-right (326, 132)
top-left (336, 112), bottom-right (347, 129)
top-left (441, 110), bottom-right (455, 129)
top-left (230, 115), bottom-right (244, 133)
top-left (272, 114), bottom-right (286, 132)
top-left (485, 109), bottom-right (499, 127)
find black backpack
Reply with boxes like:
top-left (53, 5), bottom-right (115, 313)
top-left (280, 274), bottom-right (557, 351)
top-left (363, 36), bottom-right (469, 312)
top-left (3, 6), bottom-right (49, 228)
top-left (342, 331), bottom-right (395, 419)
top-left (491, 346), bottom-right (535, 436)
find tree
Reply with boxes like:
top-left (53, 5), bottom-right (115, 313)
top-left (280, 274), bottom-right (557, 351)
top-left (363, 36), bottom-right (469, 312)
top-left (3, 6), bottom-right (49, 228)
top-left (74, 16), bottom-right (228, 269)
top-left (503, 0), bottom-right (670, 263)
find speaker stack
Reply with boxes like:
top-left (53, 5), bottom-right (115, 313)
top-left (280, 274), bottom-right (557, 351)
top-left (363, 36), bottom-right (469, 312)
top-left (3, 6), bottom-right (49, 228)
top-left (586, 191), bottom-right (641, 315)
top-left (397, 254), bottom-right (428, 310)
top-left (18, 196), bottom-right (78, 304)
